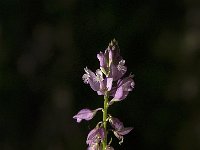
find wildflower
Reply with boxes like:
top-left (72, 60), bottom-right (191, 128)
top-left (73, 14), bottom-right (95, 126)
top-left (82, 67), bottom-right (113, 95)
top-left (82, 67), bottom-right (102, 91)
top-left (109, 116), bottom-right (133, 144)
top-left (109, 116), bottom-right (124, 131)
top-left (109, 61), bottom-right (127, 81)
top-left (86, 127), bottom-right (105, 146)
top-left (97, 77), bottom-right (113, 95)
top-left (73, 39), bottom-right (135, 149)
top-left (110, 75), bottom-right (134, 104)
top-left (73, 108), bottom-right (102, 123)
top-left (113, 127), bottom-right (133, 144)
top-left (97, 51), bottom-right (109, 76)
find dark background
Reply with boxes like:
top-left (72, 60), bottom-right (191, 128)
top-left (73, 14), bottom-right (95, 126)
top-left (0, 0), bottom-right (200, 150)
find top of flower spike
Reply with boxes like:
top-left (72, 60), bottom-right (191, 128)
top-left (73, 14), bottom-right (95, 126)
top-left (82, 39), bottom-right (134, 102)
top-left (108, 39), bottom-right (119, 52)
top-left (97, 39), bottom-right (126, 80)
top-left (107, 39), bottom-right (118, 50)
top-left (107, 39), bottom-right (122, 66)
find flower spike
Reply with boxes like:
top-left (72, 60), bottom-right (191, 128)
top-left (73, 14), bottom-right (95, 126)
top-left (73, 39), bottom-right (135, 149)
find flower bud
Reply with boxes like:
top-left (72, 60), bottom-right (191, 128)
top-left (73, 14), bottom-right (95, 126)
top-left (73, 108), bottom-right (102, 123)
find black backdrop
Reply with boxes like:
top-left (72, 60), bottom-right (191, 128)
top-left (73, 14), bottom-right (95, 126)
top-left (0, 0), bottom-right (200, 150)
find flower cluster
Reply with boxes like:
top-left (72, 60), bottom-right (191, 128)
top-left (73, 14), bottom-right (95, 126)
top-left (73, 39), bottom-right (134, 150)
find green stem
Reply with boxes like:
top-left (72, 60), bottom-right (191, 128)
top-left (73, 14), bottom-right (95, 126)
top-left (102, 92), bottom-right (109, 150)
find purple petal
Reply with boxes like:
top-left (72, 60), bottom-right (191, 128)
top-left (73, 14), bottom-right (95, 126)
top-left (118, 91), bottom-right (129, 101)
top-left (73, 108), bottom-right (101, 123)
top-left (118, 75), bottom-right (134, 89)
top-left (110, 75), bottom-right (134, 102)
top-left (117, 127), bottom-right (133, 136)
top-left (97, 51), bottom-right (106, 68)
top-left (109, 61), bottom-right (127, 81)
top-left (109, 117), bottom-right (124, 131)
top-left (109, 90), bottom-right (129, 105)
top-left (83, 67), bottom-right (101, 91)
top-left (109, 64), bottom-right (119, 81)
top-left (98, 127), bottom-right (105, 140)
top-left (109, 87), bottom-right (124, 105)
top-left (106, 78), bottom-right (113, 91)
top-left (84, 67), bottom-right (96, 79)
top-left (87, 128), bottom-right (99, 145)
top-left (109, 86), bottom-right (117, 97)
top-left (99, 80), bottom-right (106, 92)
top-left (113, 86), bottom-right (124, 100)
top-left (97, 50), bottom-right (109, 76)
top-left (88, 79), bottom-right (100, 91)
top-left (97, 77), bottom-right (113, 95)
top-left (73, 109), bottom-right (93, 122)
top-left (86, 127), bottom-right (105, 146)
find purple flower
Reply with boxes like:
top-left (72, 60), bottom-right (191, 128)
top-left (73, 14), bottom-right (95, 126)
top-left (97, 77), bottom-right (113, 95)
top-left (113, 127), bottom-right (133, 144)
top-left (82, 67), bottom-right (113, 95)
top-left (110, 75), bottom-right (134, 104)
top-left (97, 51), bottom-right (108, 69)
top-left (82, 67), bottom-right (102, 91)
top-left (115, 127), bottom-right (133, 136)
top-left (97, 51), bottom-right (109, 76)
top-left (109, 60), bottom-right (127, 81)
top-left (86, 127), bottom-right (105, 146)
top-left (109, 116), bottom-right (124, 131)
top-left (73, 108), bottom-right (102, 123)
top-left (109, 116), bottom-right (133, 144)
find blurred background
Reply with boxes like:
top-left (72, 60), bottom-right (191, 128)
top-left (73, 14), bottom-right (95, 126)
top-left (0, 0), bottom-right (200, 150)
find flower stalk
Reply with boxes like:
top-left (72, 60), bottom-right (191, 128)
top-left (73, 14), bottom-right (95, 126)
top-left (73, 39), bottom-right (135, 150)
top-left (102, 91), bottom-right (109, 149)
